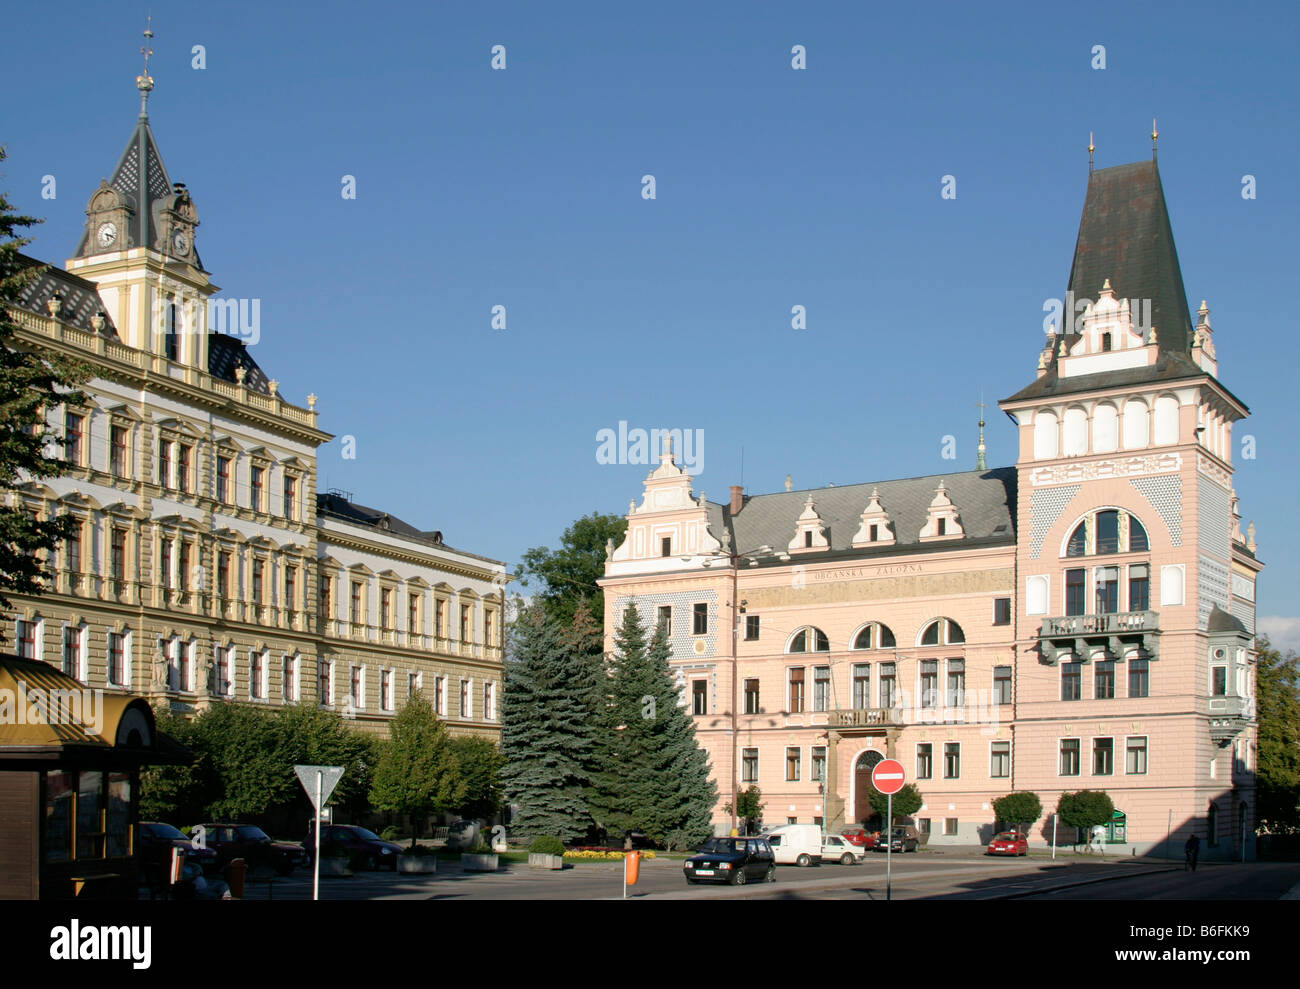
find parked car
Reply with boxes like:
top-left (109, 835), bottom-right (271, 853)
top-left (307, 824), bottom-right (403, 870)
top-left (822, 834), bottom-right (866, 864)
top-left (873, 826), bottom-right (921, 853)
top-left (762, 824), bottom-right (823, 867)
top-left (138, 822), bottom-right (219, 880)
top-left (192, 823), bottom-right (309, 876)
top-left (171, 860), bottom-right (230, 900)
top-left (986, 831), bottom-right (1029, 856)
top-left (841, 827), bottom-right (880, 849)
top-left (444, 819), bottom-right (481, 851)
top-left (683, 837), bottom-right (776, 885)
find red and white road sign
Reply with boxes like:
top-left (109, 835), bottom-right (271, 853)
top-left (871, 759), bottom-right (906, 795)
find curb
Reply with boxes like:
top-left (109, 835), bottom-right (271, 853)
top-left (994, 865), bottom-right (1181, 899)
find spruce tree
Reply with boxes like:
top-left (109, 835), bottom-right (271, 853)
top-left (499, 602), bottom-right (594, 842)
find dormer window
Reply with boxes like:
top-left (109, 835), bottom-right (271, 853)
top-left (1100, 332), bottom-right (1112, 352)
top-left (804, 531), bottom-right (813, 548)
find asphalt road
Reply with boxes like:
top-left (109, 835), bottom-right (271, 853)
top-left (221, 852), bottom-right (1300, 901)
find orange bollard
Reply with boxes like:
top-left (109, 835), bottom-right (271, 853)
top-left (226, 858), bottom-right (246, 899)
top-left (624, 850), bottom-right (640, 886)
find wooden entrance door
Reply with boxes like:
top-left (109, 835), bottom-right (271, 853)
top-left (853, 750), bottom-right (884, 825)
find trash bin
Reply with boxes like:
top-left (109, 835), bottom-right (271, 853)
top-left (226, 858), bottom-right (247, 899)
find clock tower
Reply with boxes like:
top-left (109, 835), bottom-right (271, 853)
top-left (67, 23), bottom-right (215, 373)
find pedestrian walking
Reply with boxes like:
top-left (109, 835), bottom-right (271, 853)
top-left (1184, 833), bottom-right (1200, 872)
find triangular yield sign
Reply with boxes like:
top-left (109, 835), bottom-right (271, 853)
top-left (295, 764), bottom-right (344, 810)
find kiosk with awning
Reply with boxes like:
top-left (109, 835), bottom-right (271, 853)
top-left (0, 655), bottom-right (191, 899)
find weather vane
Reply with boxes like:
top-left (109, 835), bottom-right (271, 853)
top-left (136, 13), bottom-right (155, 118)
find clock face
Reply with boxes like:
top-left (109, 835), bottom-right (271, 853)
top-left (97, 221), bottom-right (117, 247)
top-left (171, 229), bottom-right (189, 255)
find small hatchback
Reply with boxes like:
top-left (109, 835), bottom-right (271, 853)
top-left (822, 834), bottom-right (866, 864)
top-left (683, 837), bottom-right (776, 886)
top-left (873, 826), bottom-right (921, 853)
top-left (986, 831), bottom-right (1029, 856)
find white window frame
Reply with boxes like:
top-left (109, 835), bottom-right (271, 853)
top-left (989, 739), bottom-right (1011, 779)
top-left (61, 622), bottom-right (87, 681)
top-left (1124, 734), bottom-right (1148, 775)
top-left (380, 668), bottom-right (394, 712)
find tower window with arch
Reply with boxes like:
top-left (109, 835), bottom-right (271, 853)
top-left (788, 626), bottom-right (830, 653)
top-left (1065, 509), bottom-right (1149, 557)
top-left (852, 622), bottom-right (897, 650)
top-left (919, 618), bottom-right (964, 647)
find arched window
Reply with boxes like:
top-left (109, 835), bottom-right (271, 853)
top-left (1066, 523), bottom-right (1087, 557)
top-left (852, 622), bottom-right (896, 650)
top-left (1122, 399), bottom-right (1150, 450)
top-left (919, 618), bottom-right (964, 646)
top-left (788, 626), bottom-right (829, 653)
top-left (1130, 517), bottom-right (1149, 552)
top-left (1064, 510), bottom-right (1151, 557)
top-left (1153, 394), bottom-right (1180, 445)
top-left (1034, 410), bottom-right (1059, 459)
top-left (1062, 407), bottom-right (1089, 457)
top-left (1093, 403), bottom-right (1119, 454)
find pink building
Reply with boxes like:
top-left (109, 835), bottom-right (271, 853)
top-left (599, 157), bottom-right (1259, 858)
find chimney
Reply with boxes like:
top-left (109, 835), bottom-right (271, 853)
top-left (729, 485), bottom-right (744, 515)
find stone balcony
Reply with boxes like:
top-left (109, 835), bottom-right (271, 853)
top-left (1037, 610), bottom-right (1160, 664)
top-left (828, 707), bottom-right (903, 728)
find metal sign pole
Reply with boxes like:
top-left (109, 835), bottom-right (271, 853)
top-left (1052, 813), bottom-right (1058, 861)
top-left (886, 791), bottom-right (893, 901)
top-left (314, 770), bottom-right (322, 902)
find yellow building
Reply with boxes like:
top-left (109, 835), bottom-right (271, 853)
top-left (5, 64), bottom-right (508, 739)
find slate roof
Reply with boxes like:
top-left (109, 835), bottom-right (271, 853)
top-left (316, 491), bottom-right (506, 567)
top-left (1206, 605), bottom-right (1249, 635)
top-left (1006, 159), bottom-right (1218, 406)
top-left (713, 467), bottom-right (1017, 563)
top-left (8, 254), bottom-right (119, 338)
top-left (208, 333), bottom-right (272, 396)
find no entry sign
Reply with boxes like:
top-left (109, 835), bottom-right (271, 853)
top-left (871, 759), bottom-right (906, 795)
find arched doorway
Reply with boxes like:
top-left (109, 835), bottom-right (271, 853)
top-left (853, 750), bottom-right (884, 825)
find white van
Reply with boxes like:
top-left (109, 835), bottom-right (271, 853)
top-left (762, 825), bottom-right (823, 867)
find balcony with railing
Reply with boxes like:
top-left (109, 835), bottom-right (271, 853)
top-left (828, 707), bottom-right (903, 729)
top-left (1037, 610), bottom-right (1160, 664)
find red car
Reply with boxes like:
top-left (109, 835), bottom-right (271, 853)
top-left (841, 828), bottom-right (879, 850)
top-left (986, 831), bottom-right (1029, 856)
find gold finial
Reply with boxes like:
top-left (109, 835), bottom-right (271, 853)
top-left (1151, 117), bottom-right (1158, 158)
top-left (1088, 131), bottom-right (1095, 172)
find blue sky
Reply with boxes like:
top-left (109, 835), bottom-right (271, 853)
top-left (5, 1), bottom-right (1298, 641)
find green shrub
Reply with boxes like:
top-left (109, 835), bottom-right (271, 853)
top-left (528, 836), bottom-right (566, 856)
top-left (664, 829), bottom-right (695, 852)
top-left (400, 844), bottom-right (436, 857)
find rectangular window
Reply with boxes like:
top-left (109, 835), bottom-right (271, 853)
top-left (460, 604), bottom-right (471, 642)
top-left (178, 542), bottom-right (190, 592)
top-left (744, 678), bottom-right (759, 714)
top-left (993, 597), bottom-right (1011, 626)
top-left (1128, 563), bottom-right (1150, 612)
top-left (917, 818), bottom-right (931, 836)
top-left (250, 650), bottom-right (264, 699)
top-left (944, 818), bottom-right (959, 837)
top-left (285, 565), bottom-right (297, 613)
top-left (745, 615), bottom-right (760, 640)
top-left (380, 588), bottom-right (392, 629)
top-left (946, 659), bottom-right (965, 707)
top-left (1095, 661), bottom-right (1115, 699)
top-left (692, 602), bottom-right (708, 635)
top-left (813, 665), bottom-right (830, 712)
top-left (812, 746), bottom-right (826, 783)
top-left (251, 558), bottom-right (264, 606)
top-left (319, 575), bottom-right (333, 618)
top-left (920, 660), bottom-right (938, 708)
top-left (1060, 738), bottom-right (1080, 776)
top-left (742, 748), bottom-right (758, 783)
top-left (879, 662), bottom-right (896, 708)
top-left (65, 412), bottom-right (84, 466)
top-left (283, 655), bottom-right (297, 702)
top-left (460, 678), bottom-right (470, 718)
top-left (1093, 737), bottom-right (1114, 775)
top-left (409, 593), bottom-right (420, 637)
top-left (283, 474), bottom-right (297, 520)
top-left (380, 670), bottom-right (392, 711)
top-left (1095, 566), bottom-right (1119, 614)
top-left (1129, 659), bottom-right (1150, 698)
top-left (1062, 662), bottom-right (1082, 701)
top-left (788, 667), bottom-right (805, 714)
top-left (250, 466), bottom-right (264, 512)
top-left (66, 523), bottom-right (81, 573)
top-left (692, 679), bottom-right (707, 715)
top-left (17, 619), bottom-right (37, 660)
top-left (216, 456), bottom-right (231, 503)
top-left (434, 675), bottom-right (445, 715)
top-left (1125, 736), bottom-right (1148, 775)
top-left (661, 536), bottom-right (671, 557)
top-left (435, 599), bottom-right (446, 637)
top-left (62, 626), bottom-right (81, 679)
top-left (217, 551), bottom-right (230, 599)
top-left (485, 609), bottom-right (494, 647)
top-left (351, 581), bottom-right (363, 624)
top-left (657, 605), bottom-right (671, 634)
top-left (993, 665), bottom-right (1012, 705)
top-left (110, 527), bottom-right (126, 581)
top-left (1211, 666), bottom-right (1227, 696)
top-left (317, 659), bottom-right (331, 705)
top-left (484, 682), bottom-right (496, 720)
top-left (110, 424), bottom-right (128, 477)
top-left (107, 632), bottom-right (125, 685)
top-left (786, 746), bottom-right (801, 782)
top-left (350, 666), bottom-right (363, 709)
top-left (917, 743), bottom-right (933, 780)
top-left (159, 537), bottom-right (173, 590)
top-left (852, 663), bottom-right (870, 709)
top-left (991, 740), bottom-right (1011, 778)
top-left (944, 742), bottom-right (961, 779)
top-left (1065, 568), bottom-right (1086, 616)
top-left (158, 439), bottom-right (172, 488)
top-left (176, 444), bottom-right (191, 493)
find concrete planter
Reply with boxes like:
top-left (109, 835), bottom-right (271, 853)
top-left (319, 858), bottom-right (352, 877)
top-left (528, 853), bottom-right (564, 870)
top-left (397, 854), bottom-right (437, 875)
top-left (461, 853), bottom-right (499, 872)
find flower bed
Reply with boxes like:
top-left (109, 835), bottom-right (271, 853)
top-left (562, 848), bottom-right (657, 862)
